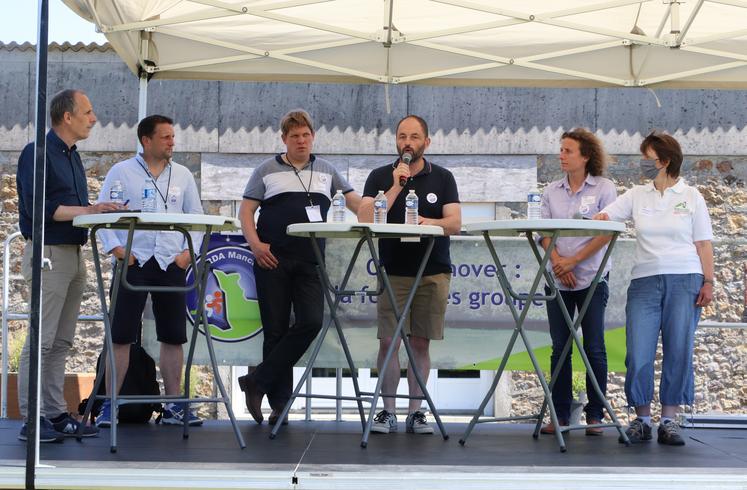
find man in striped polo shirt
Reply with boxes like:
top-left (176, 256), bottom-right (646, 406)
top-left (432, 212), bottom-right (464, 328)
top-left (238, 110), bottom-right (360, 425)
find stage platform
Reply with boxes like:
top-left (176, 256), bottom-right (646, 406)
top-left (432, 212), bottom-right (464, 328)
top-left (0, 418), bottom-right (745, 489)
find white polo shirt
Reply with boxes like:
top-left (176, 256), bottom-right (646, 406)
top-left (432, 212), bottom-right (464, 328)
top-left (601, 178), bottom-right (713, 280)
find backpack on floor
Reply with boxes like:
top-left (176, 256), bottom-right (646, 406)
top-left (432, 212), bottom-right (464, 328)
top-left (78, 343), bottom-right (162, 423)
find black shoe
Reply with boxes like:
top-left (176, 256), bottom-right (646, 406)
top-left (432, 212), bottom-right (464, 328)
top-left (238, 374), bottom-right (264, 424)
top-left (50, 412), bottom-right (99, 438)
top-left (619, 418), bottom-right (652, 443)
top-left (18, 417), bottom-right (64, 443)
top-left (657, 420), bottom-right (686, 446)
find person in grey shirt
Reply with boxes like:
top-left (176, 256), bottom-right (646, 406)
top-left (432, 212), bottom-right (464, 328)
top-left (95, 115), bottom-right (204, 428)
top-left (538, 128), bottom-right (617, 436)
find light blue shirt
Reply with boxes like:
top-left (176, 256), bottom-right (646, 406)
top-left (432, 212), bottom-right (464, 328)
top-left (540, 174), bottom-right (618, 291)
top-left (96, 155), bottom-right (204, 271)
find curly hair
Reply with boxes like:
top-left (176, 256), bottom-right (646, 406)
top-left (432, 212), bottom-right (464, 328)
top-left (561, 128), bottom-right (608, 177)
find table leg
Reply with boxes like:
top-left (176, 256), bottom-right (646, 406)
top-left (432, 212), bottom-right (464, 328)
top-left (270, 234), bottom-right (369, 439)
top-left (460, 231), bottom-right (567, 452)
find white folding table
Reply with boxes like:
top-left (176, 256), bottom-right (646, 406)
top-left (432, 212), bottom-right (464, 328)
top-left (73, 212), bottom-right (246, 452)
top-left (458, 219), bottom-right (630, 452)
top-left (271, 222), bottom-right (448, 447)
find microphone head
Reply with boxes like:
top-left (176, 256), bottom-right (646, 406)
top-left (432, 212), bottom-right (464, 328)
top-left (402, 152), bottom-right (413, 164)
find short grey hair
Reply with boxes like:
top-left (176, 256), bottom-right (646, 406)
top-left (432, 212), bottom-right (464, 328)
top-left (50, 89), bottom-right (83, 126)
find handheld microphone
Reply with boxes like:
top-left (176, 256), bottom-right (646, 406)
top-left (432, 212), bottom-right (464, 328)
top-left (399, 152), bottom-right (413, 187)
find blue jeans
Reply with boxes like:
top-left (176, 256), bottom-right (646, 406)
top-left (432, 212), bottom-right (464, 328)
top-left (624, 274), bottom-right (703, 407)
top-left (545, 281), bottom-right (609, 421)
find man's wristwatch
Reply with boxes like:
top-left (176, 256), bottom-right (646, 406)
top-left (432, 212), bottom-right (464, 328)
top-left (703, 278), bottom-right (715, 285)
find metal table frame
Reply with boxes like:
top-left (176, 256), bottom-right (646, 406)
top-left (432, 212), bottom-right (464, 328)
top-left (458, 219), bottom-right (630, 452)
top-left (73, 212), bottom-right (246, 452)
top-left (270, 223), bottom-right (448, 448)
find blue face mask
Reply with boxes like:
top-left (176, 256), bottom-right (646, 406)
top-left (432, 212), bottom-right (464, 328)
top-left (640, 159), bottom-right (660, 180)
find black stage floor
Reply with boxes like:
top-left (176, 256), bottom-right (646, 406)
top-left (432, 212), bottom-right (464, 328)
top-left (1, 419), bottom-right (746, 489)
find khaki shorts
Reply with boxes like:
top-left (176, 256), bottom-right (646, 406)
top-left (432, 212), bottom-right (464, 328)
top-left (377, 273), bottom-right (450, 340)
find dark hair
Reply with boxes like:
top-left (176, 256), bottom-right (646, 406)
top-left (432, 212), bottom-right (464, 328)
top-left (560, 128), bottom-right (607, 177)
top-left (50, 89), bottom-right (83, 126)
top-left (640, 131), bottom-right (683, 178)
top-left (137, 115), bottom-right (174, 145)
top-left (280, 109), bottom-right (314, 136)
top-left (396, 115), bottom-right (429, 138)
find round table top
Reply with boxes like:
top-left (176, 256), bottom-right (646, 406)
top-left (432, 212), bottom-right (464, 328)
top-left (463, 219), bottom-right (625, 237)
top-left (287, 222), bottom-right (444, 239)
top-left (73, 212), bottom-right (240, 232)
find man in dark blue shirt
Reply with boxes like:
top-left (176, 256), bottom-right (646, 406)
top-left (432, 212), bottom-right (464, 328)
top-left (16, 89), bottom-right (122, 443)
top-left (358, 115), bottom-right (461, 435)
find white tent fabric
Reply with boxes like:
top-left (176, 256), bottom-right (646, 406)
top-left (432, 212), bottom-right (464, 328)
top-left (63, 0), bottom-right (747, 87)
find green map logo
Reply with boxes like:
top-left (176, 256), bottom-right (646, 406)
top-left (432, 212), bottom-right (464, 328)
top-left (186, 245), bottom-right (263, 342)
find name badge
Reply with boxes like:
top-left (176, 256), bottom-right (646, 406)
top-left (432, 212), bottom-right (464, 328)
top-left (305, 205), bottom-right (323, 222)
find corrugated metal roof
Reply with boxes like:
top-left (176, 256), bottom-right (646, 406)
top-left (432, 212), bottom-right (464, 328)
top-left (0, 41), bottom-right (111, 52)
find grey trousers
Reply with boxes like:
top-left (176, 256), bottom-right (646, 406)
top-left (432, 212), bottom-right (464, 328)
top-left (18, 242), bottom-right (87, 420)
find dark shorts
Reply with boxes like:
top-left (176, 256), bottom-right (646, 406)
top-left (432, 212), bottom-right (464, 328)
top-left (110, 256), bottom-right (188, 345)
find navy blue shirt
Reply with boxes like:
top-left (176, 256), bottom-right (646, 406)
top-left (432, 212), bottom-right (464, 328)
top-left (17, 130), bottom-right (89, 245)
top-left (363, 159), bottom-right (459, 276)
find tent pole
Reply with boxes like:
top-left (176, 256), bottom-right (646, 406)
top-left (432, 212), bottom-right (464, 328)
top-left (137, 33), bottom-right (150, 152)
top-left (27, 0), bottom-right (49, 487)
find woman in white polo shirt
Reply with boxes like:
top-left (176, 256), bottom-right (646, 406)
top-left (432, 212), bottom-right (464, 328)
top-left (595, 132), bottom-right (714, 447)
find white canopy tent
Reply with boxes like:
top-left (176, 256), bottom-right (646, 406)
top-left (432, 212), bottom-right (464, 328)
top-left (62, 0), bottom-right (747, 88)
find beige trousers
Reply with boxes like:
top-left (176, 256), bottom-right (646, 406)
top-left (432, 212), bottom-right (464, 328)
top-left (18, 242), bottom-right (87, 419)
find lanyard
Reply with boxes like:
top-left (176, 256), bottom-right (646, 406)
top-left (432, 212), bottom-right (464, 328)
top-left (285, 155), bottom-right (315, 206)
top-left (137, 155), bottom-right (172, 210)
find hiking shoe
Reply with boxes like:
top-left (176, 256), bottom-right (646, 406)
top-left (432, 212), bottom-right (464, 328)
top-left (657, 419), bottom-right (686, 446)
top-left (618, 417), bottom-right (652, 443)
top-left (18, 417), bottom-right (64, 443)
top-left (50, 412), bottom-right (98, 438)
top-left (371, 410), bottom-right (398, 433)
top-left (160, 403), bottom-right (203, 427)
top-left (96, 400), bottom-right (112, 428)
top-left (406, 410), bottom-right (434, 434)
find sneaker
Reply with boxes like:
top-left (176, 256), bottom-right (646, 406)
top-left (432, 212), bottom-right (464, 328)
top-left (96, 400), bottom-right (112, 428)
top-left (18, 417), bottom-right (64, 443)
top-left (160, 403), bottom-right (203, 427)
top-left (657, 419), bottom-right (686, 446)
top-left (618, 417), bottom-right (652, 444)
top-left (50, 412), bottom-right (98, 438)
top-left (406, 410), bottom-right (434, 434)
top-left (371, 410), bottom-right (398, 434)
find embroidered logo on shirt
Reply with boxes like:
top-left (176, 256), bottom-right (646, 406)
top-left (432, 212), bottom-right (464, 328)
top-left (427, 192), bottom-right (438, 203)
top-left (673, 201), bottom-right (690, 216)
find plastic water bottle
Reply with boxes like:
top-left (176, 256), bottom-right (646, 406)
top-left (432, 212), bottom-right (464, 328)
top-left (373, 190), bottom-right (387, 224)
top-left (331, 189), bottom-right (346, 223)
top-left (109, 179), bottom-right (124, 205)
top-left (527, 188), bottom-right (542, 220)
top-left (142, 178), bottom-right (158, 213)
top-left (405, 189), bottom-right (419, 225)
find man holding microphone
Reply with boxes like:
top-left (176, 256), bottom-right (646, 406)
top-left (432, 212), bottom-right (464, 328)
top-left (358, 115), bottom-right (461, 435)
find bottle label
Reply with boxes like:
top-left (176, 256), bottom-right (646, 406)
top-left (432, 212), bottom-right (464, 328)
top-left (406, 201), bottom-right (417, 208)
top-left (527, 192), bottom-right (541, 203)
top-left (374, 201), bottom-right (386, 209)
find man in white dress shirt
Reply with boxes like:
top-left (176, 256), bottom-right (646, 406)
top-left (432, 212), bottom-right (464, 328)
top-left (95, 115), bottom-right (204, 427)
